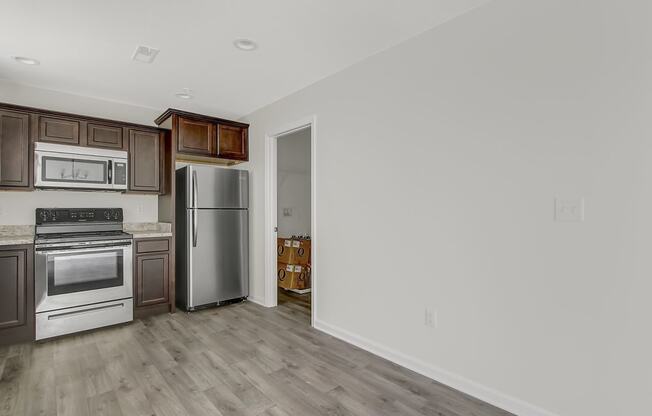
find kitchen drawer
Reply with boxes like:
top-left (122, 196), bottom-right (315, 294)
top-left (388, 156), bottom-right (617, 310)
top-left (36, 299), bottom-right (133, 341)
top-left (135, 238), bottom-right (169, 254)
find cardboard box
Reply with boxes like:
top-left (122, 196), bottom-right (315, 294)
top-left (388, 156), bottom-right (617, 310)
top-left (277, 238), bottom-right (311, 265)
top-left (277, 238), bottom-right (294, 263)
top-left (277, 263), bottom-right (311, 290)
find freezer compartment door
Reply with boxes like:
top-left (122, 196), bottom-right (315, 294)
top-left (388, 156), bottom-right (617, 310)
top-left (188, 209), bottom-right (249, 307)
top-left (186, 165), bottom-right (248, 209)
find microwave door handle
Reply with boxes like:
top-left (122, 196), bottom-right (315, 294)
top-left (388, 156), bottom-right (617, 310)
top-left (108, 160), bottom-right (113, 184)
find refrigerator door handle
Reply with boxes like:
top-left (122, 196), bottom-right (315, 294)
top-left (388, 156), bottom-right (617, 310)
top-left (192, 169), bottom-right (198, 209)
top-left (192, 209), bottom-right (198, 247)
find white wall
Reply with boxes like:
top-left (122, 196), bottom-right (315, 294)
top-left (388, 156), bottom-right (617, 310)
top-left (0, 80), bottom-right (160, 225)
top-left (277, 128), bottom-right (311, 237)
top-left (0, 79), bottom-right (160, 126)
top-left (243, 1), bottom-right (652, 415)
top-left (0, 190), bottom-right (157, 225)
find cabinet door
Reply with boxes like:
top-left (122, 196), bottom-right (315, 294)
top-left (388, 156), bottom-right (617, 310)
top-left (217, 124), bottom-right (248, 161)
top-left (129, 129), bottom-right (161, 193)
top-left (87, 123), bottom-right (125, 149)
top-left (177, 116), bottom-right (215, 156)
top-left (136, 253), bottom-right (169, 307)
top-left (0, 250), bottom-right (26, 330)
top-left (36, 115), bottom-right (81, 145)
top-left (0, 110), bottom-right (30, 187)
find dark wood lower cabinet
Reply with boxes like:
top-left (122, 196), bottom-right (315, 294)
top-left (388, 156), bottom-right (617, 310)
top-left (134, 238), bottom-right (173, 318)
top-left (0, 245), bottom-right (34, 345)
top-left (136, 253), bottom-right (169, 306)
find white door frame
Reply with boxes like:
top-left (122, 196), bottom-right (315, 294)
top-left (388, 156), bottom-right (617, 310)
top-left (264, 115), bottom-right (317, 325)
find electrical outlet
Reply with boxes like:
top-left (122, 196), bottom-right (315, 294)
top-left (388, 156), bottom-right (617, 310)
top-left (425, 308), bottom-right (437, 329)
top-left (555, 197), bottom-right (584, 222)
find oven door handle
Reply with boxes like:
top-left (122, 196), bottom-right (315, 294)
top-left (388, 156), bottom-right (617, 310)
top-left (37, 244), bottom-right (132, 255)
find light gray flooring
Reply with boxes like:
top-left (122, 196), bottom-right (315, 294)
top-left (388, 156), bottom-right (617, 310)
top-left (0, 298), bottom-right (513, 416)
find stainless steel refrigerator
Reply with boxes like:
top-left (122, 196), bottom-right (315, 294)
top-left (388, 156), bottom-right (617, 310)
top-left (176, 165), bottom-right (249, 310)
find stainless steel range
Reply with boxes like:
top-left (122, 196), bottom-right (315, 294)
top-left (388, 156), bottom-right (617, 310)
top-left (34, 208), bottom-right (133, 340)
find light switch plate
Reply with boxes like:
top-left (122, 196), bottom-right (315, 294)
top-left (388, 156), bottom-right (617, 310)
top-left (555, 198), bottom-right (584, 222)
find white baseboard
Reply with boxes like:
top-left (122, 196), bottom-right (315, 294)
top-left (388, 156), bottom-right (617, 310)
top-left (247, 296), bottom-right (270, 307)
top-left (313, 319), bottom-right (559, 416)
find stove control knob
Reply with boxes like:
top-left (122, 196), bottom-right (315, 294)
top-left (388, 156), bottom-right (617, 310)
top-left (40, 211), bottom-right (49, 222)
top-left (104, 211), bottom-right (111, 220)
top-left (113, 210), bottom-right (120, 220)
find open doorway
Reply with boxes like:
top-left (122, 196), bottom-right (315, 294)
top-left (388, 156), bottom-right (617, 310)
top-left (264, 116), bottom-right (316, 325)
top-left (276, 127), bottom-right (312, 319)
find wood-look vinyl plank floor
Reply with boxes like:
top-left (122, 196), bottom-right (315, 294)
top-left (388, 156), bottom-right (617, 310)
top-left (0, 299), bottom-right (513, 416)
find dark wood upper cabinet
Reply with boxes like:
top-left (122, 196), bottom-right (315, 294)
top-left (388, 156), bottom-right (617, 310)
top-left (0, 110), bottom-right (30, 188)
top-left (36, 115), bottom-right (81, 145)
top-left (0, 245), bottom-right (34, 345)
top-left (87, 123), bottom-right (126, 150)
top-left (129, 129), bottom-right (161, 193)
top-left (155, 109), bottom-right (249, 164)
top-left (135, 252), bottom-right (170, 307)
top-left (177, 116), bottom-right (215, 156)
top-left (217, 124), bottom-right (248, 161)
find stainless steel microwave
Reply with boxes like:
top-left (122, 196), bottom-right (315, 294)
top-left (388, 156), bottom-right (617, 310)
top-left (34, 142), bottom-right (128, 190)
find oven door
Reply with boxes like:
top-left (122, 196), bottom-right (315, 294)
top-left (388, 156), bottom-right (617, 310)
top-left (35, 242), bottom-right (133, 313)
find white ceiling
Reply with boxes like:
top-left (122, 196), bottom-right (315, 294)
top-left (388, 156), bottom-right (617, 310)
top-left (0, 0), bottom-right (489, 120)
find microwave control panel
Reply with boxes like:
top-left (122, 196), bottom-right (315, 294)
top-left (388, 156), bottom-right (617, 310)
top-left (113, 162), bottom-right (127, 185)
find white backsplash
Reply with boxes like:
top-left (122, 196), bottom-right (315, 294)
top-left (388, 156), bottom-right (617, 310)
top-left (0, 190), bottom-right (158, 225)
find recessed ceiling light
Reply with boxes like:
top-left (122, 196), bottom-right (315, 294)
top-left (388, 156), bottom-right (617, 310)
top-left (175, 88), bottom-right (193, 99)
top-left (233, 39), bottom-right (258, 51)
top-left (131, 45), bottom-right (160, 63)
top-left (12, 56), bottom-right (40, 65)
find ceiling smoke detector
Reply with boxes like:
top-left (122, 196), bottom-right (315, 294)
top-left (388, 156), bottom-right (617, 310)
top-left (131, 45), bottom-right (160, 63)
top-left (233, 39), bottom-right (258, 51)
top-left (175, 88), bottom-right (193, 99)
top-left (12, 56), bottom-right (40, 65)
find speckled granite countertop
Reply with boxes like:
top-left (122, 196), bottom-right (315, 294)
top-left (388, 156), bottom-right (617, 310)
top-left (124, 222), bottom-right (172, 239)
top-left (0, 225), bottom-right (35, 246)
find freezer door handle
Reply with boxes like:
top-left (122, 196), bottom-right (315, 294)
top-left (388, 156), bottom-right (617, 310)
top-left (191, 167), bottom-right (199, 247)
top-left (192, 168), bottom-right (198, 209)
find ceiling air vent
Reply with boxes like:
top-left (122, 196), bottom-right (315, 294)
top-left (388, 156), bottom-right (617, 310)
top-left (131, 45), bottom-right (160, 63)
